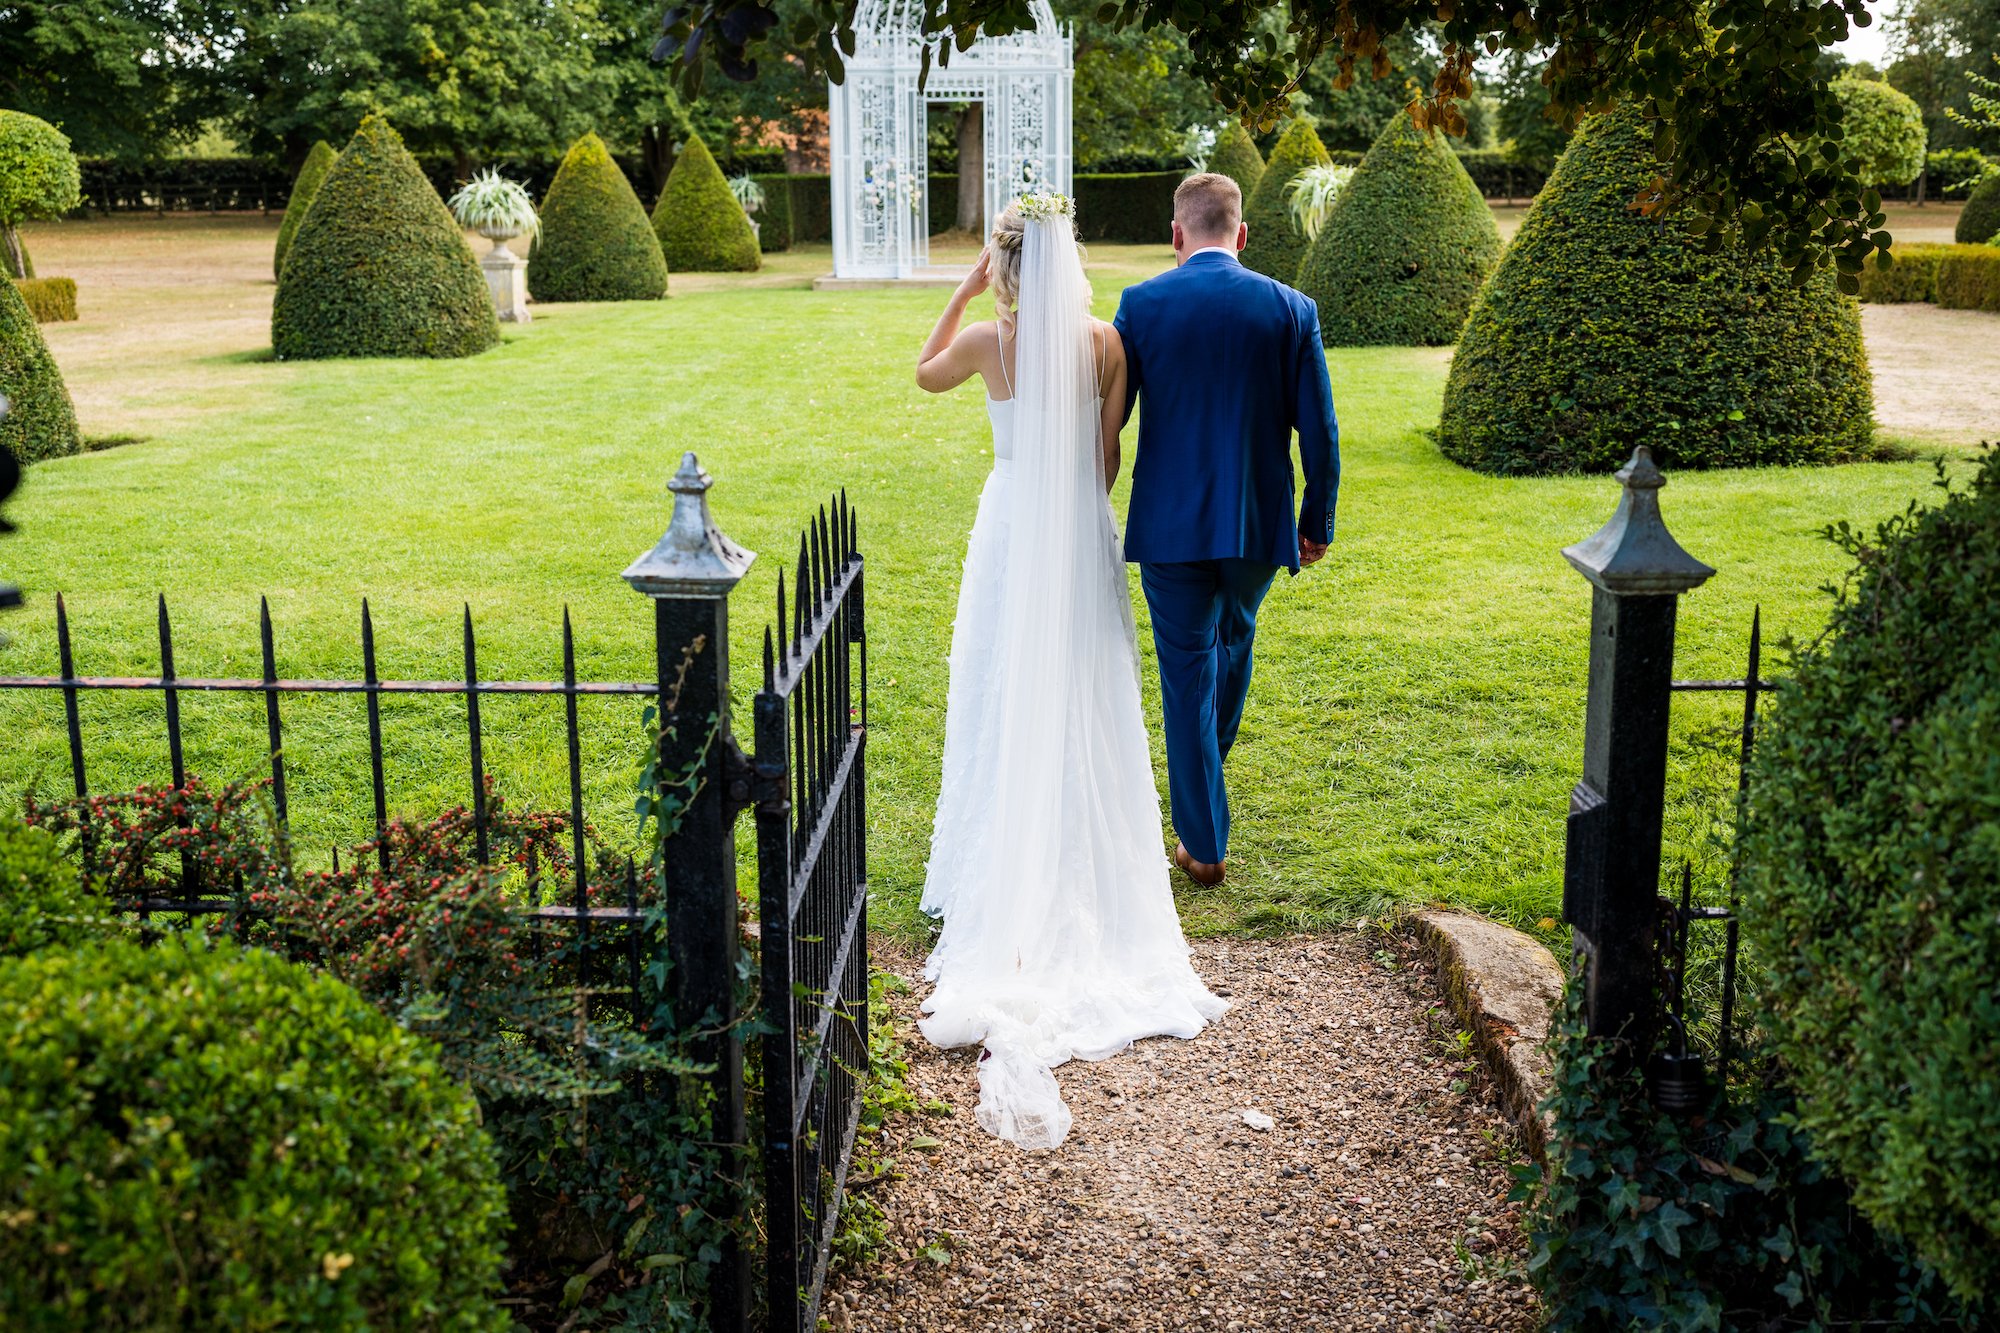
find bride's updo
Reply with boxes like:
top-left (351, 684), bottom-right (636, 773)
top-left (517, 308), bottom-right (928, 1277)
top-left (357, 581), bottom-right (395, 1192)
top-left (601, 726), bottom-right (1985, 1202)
top-left (988, 202), bottom-right (1027, 326)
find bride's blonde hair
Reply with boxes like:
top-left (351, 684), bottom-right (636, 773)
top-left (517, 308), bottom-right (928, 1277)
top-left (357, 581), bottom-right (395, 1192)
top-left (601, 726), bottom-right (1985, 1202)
top-left (989, 200), bottom-right (1089, 333)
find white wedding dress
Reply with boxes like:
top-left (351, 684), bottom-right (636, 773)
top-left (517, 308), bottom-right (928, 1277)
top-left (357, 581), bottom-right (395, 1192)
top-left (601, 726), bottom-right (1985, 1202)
top-left (919, 207), bottom-right (1227, 1150)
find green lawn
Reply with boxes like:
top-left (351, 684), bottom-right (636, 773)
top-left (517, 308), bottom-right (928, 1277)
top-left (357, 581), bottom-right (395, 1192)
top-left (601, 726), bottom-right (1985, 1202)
top-left (6, 218), bottom-right (1973, 946)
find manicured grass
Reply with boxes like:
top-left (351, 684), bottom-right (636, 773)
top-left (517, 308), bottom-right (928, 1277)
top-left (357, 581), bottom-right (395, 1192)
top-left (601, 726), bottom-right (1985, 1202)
top-left (8, 217), bottom-right (1975, 947)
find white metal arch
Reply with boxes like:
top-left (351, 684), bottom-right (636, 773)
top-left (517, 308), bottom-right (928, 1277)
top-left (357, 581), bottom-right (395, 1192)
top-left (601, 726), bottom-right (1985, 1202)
top-left (828, 0), bottom-right (1073, 279)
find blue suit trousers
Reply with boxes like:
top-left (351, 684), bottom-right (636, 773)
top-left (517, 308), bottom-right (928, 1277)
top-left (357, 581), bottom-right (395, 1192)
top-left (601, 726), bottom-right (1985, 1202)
top-left (1139, 559), bottom-right (1280, 866)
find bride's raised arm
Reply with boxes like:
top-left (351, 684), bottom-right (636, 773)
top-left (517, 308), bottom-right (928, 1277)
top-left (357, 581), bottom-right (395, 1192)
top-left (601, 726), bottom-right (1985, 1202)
top-left (916, 248), bottom-right (1000, 394)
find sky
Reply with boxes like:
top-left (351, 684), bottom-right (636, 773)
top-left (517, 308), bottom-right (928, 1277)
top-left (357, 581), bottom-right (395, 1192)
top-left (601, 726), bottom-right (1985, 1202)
top-left (1832, 0), bottom-right (1897, 69)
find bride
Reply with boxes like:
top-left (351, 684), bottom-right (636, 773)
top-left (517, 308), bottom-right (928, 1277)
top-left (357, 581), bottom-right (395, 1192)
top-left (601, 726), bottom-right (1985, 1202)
top-left (912, 194), bottom-right (1227, 1150)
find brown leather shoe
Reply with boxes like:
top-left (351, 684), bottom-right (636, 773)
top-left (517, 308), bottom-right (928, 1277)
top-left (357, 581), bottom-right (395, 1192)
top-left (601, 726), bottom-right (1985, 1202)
top-left (1173, 842), bottom-right (1226, 887)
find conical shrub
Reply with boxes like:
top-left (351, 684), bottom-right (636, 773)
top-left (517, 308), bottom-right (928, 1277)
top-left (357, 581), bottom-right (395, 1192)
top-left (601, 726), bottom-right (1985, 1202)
top-left (1241, 120), bottom-right (1329, 282)
top-left (1437, 105), bottom-right (1874, 475)
top-left (0, 275), bottom-right (80, 462)
top-left (531, 133), bottom-right (669, 302)
top-left (1208, 122), bottom-right (1265, 199)
top-left (273, 140), bottom-right (335, 280)
top-left (271, 116), bottom-right (498, 360)
top-left (652, 137), bottom-right (760, 273)
top-left (1297, 110), bottom-right (1502, 345)
top-left (1957, 172), bottom-right (2000, 245)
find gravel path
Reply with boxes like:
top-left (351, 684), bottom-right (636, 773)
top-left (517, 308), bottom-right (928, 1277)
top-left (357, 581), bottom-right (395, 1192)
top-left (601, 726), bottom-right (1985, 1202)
top-left (826, 931), bottom-right (1538, 1331)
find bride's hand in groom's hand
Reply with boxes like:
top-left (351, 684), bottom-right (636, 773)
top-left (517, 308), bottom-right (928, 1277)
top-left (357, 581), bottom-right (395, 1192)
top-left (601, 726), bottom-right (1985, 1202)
top-left (957, 247), bottom-right (993, 302)
top-left (1299, 536), bottom-right (1329, 568)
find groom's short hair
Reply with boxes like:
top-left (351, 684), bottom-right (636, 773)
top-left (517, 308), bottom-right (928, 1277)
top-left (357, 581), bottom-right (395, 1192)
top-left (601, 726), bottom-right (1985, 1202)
top-left (1174, 173), bottom-right (1242, 240)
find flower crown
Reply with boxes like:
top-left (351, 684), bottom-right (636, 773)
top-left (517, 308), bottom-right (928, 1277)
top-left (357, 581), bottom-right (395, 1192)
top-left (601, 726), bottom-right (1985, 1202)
top-left (1014, 191), bottom-right (1074, 221)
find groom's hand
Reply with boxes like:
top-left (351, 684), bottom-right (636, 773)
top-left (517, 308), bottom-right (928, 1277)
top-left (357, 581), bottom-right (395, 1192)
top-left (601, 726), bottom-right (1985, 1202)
top-left (1299, 536), bottom-right (1328, 567)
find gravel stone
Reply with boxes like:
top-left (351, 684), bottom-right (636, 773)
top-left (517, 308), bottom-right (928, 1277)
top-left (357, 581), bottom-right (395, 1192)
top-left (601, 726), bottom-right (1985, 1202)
top-left (825, 932), bottom-right (1538, 1331)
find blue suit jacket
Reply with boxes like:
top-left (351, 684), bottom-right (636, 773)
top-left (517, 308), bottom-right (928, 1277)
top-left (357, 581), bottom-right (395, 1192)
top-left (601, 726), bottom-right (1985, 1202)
top-left (1113, 251), bottom-right (1340, 572)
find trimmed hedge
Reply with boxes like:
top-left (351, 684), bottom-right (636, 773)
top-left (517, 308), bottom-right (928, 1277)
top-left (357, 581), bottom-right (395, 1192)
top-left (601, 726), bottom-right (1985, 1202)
top-left (1209, 121), bottom-right (1265, 199)
top-left (273, 140), bottom-right (334, 280)
top-left (1241, 120), bottom-right (1330, 282)
top-left (1740, 449), bottom-right (2000, 1303)
top-left (788, 173), bottom-right (833, 243)
top-left (1957, 172), bottom-right (2000, 244)
top-left (10, 276), bottom-right (76, 323)
top-left (1937, 245), bottom-right (2000, 312)
top-left (0, 274), bottom-right (80, 462)
top-left (1299, 110), bottom-right (1503, 345)
top-left (1857, 243), bottom-right (1959, 302)
top-left (1438, 105), bottom-right (1874, 475)
top-left (652, 137), bottom-right (760, 273)
top-left (1451, 147), bottom-right (1549, 199)
top-left (0, 936), bottom-right (510, 1330)
top-left (530, 132), bottom-right (668, 303)
top-left (751, 172), bottom-right (793, 250)
top-left (271, 115), bottom-right (498, 360)
top-left (1076, 172), bottom-right (1180, 243)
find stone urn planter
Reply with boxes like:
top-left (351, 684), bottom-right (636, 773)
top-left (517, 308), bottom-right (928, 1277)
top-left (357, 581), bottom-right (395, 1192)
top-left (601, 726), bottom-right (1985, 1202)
top-left (446, 171), bottom-right (541, 325)
top-left (475, 222), bottom-right (532, 324)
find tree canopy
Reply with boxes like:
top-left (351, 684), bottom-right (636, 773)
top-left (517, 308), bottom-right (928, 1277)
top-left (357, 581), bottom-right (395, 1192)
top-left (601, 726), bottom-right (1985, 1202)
top-left (1830, 73), bottom-right (1928, 187)
top-left (655, 0), bottom-right (1900, 284)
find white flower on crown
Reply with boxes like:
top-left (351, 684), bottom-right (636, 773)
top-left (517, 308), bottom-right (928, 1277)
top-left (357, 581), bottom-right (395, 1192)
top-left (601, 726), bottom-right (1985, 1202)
top-left (1015, 191), bottom-right (1073, 221)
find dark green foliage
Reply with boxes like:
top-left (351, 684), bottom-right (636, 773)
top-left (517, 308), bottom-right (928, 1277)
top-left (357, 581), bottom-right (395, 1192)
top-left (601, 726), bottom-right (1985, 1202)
top-left (1075, 172), bottom-right (1181, 243)
top-left (1438, 106), bottom-right (1875, 475)
top-left (1299, 110), bottom-right (1503, 345)
top-left (1516, 982), bottom-right (1982, 1329)
top-left (0, 274), bottom-right (79, 462)
top-left (787, 173), bottom-right (833, 243)
top-left (273, 140), bottom-right (334, 280)
top-left (1209, 121), bottom-right (1266, 198)
top-left (9, 276), bottom-right (74, 322)
top-left (0, 816), bottom-right (104, 958)
top-left (1241, 120), bottom-right (1330, 282)
top-left (1938, 245), bottom-right (2000, 309)
top-left (270, 115), bottom-right (498, 361)
top-left (530, 132), bottom-right (668, 303)
top-left (1450, 147), bottom-right (1548, 198)
top-left (1924, 149), bottom-right (1998, 199)
top-left (652, 137), bottom-right (760, 273)
top-left (1740, 451), bottom-right (2000, 1302)
top-left (1956, 171), bottom-right (2000, 242)
top-left (751, 171), bottom-right (792, 250)
top-left (0, 935), bottom-right (509, 1331)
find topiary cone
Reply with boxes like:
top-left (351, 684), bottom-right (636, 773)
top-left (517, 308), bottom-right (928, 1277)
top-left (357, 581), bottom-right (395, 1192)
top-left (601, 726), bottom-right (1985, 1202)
top-left (1298, 109), bottom-right (1502, 346)
top-left (1208, 121), bottom-right (1266, 199)
top-left (1241, 120), bottom-right (1330, 283)
top-left (531, 132), bottom-right (669, 302)
top-left (273, 140), bottom-right (336, 280)
top-left (271, 116), bottom-right (497, 360)
top-left (1956, 171), bottom-right (2000, 245)
top-left (0, 274), bottom-right (80, 462)
top-left (1437, 105), bottom-right (1874, 475)
top-left (652, 137), bottom-right (760, 273)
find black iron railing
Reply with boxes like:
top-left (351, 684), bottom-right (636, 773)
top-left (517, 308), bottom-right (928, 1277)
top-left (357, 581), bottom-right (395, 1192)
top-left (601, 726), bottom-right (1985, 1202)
top-left (754, 496), bottom-right (869, 1333)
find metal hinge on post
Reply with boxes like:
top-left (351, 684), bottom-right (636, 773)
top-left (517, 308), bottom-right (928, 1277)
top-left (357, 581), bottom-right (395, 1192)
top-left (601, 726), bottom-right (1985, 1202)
top-left (723, 738), bottom-right (788, 820)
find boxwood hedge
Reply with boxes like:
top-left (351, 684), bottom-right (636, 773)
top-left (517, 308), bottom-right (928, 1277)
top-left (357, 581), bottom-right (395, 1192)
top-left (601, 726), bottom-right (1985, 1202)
top-left (0, 817), bottom-right (102, 958)
top-left (0, 936), bottom-right (510, 1330)
top-left (0, 273), bottom-right (79, 462)
top-left (652, 136), bottom-right (760, 273)
top-left (1438, 105), bottom-right (1874, 474)
top-left (1739, 448), bottom-right (2000, 1303)
top-left (1954, 171), bottom-right (2000, 244)
top-left (1298, 109), bottom-right (1502, 346)
top-left (1209, 121), bottom-right (1265, 199)
top-left (10, 276), bottom-right (75, 323)
top-left (1241, 120), bottom-right (1330, 283)
top-left (530, 132), bottom-right (668, 302)
top-left (273, 140), bottom-right (335, 280)
top-left (1938, 245), bottom-right (2000, 312)
top-left (270, 115), bottom-right (498, 361)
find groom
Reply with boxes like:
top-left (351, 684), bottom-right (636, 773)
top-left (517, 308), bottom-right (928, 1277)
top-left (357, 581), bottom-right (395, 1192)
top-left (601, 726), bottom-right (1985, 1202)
top-left (1113, 172), bottom-right (1341, 887)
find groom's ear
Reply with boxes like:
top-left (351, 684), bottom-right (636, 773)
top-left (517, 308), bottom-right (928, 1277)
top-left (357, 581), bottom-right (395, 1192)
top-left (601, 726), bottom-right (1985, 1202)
top-left (1235, 221), bottom-right (1248, 252)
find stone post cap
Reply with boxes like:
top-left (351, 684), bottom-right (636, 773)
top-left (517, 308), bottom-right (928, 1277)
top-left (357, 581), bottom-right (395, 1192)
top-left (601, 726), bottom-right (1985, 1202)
top-left (1563, 446), bottom-right (1715, 595)
top-left (623, 452), bottom-right (756, 599)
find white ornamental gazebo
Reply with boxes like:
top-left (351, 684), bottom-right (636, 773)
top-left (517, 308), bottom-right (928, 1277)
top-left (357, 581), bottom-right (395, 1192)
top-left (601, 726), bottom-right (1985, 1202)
top-left (827, 0), bottom-right (1072, 282)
